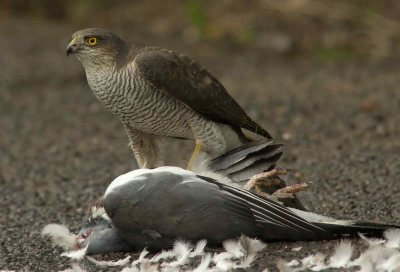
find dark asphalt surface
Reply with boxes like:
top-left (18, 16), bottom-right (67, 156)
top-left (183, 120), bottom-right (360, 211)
top-left (1, 19), bottom-right (400, 271)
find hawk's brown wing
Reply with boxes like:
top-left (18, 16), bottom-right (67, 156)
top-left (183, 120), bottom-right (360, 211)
top-left (134, 48), bottom-right (272, 139)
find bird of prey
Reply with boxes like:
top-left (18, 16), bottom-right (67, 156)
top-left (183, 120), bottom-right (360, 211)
top-left (75, 142), bottom-right (398, 254)
top-left (67, 28), bottom-right (272, 168)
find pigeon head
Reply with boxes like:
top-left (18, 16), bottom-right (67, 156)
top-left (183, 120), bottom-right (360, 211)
top-left (77, 198), bottom-right (134, 254)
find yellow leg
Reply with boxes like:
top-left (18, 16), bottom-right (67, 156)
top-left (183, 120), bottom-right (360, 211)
top-left (187, 139), bottom-right (203, 170)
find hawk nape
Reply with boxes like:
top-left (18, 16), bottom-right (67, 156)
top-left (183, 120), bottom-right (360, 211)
top-left (67, 28), bottom-right (272, 168)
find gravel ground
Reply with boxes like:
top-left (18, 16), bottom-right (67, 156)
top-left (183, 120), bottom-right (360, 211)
top-left (1, 19), bottom-right (400, 271)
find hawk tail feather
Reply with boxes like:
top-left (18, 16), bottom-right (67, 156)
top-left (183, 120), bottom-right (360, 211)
top-left (208, 139), bottom-right (283, 183)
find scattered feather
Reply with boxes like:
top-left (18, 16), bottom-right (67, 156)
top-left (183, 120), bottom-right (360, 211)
top-left (45, 223), bottom-right (400, 272)
top-left (329, 240), bottom-right (353, 268)
top-left (173, 239), bottom-right (192, 257)
top-left (90, 206), bottom-right (105, 219)
top-left (131, 247), bottom-right (149, 266)
top-left (213, 252), bottom-right (233, 263)
top-left (351, 246), bottom-right (397, 270)
top-left (41, 224), bottom-right (77, 250)
top-left (377, 252), bottom-right (400, 271)
top-left (86, 255), bottom-right (131, 267)
top-left (215, 258), bottom-right (235, 271)
top-left (151, 250), bottom-right (175, 262)
top-left (239, 235), bottom-right (266, 254)
top-left (291, 247), bottom-right (302, 252)
top-left (301, 253), bottom-right (327, 271)
top-left (358, 232), bottom-right (385, 247)
top-left (163, 240), bottom-right (192, 267)
top-left (286, 260), bottom-right (300, 266)
top-left (384, 229), bottom-right (400, 248)
top-left (236, 253), bottom-right (258, 268)
top-left (61, 245), bottom-right (88, 260)
top-left (192, 253), bottom-right (212, 272)
top-left (223, 239), bottom-right (244, 258)
top-left (190, 239), bottom-right (207, 257)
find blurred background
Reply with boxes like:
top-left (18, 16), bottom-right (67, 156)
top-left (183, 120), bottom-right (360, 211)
top-left (1, 0), bottom-right (400, 60)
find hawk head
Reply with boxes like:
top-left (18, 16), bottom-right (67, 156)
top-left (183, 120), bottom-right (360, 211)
top-left (67, 28), bottom-right (126, 68)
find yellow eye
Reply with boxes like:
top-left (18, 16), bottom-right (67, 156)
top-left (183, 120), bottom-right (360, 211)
top-left (86, 37), bottom-right (98, 46)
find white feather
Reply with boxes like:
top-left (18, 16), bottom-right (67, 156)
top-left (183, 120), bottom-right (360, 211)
top-left (384, 228), bottom-right (400, 248)
top-left (192, 253), bottom-right (212, 272)
top-left (86, 255), bottom-right (131, 267)
top-left (301, 253), bottom-right (327, 270)
top-left (223, 239), bottom-right (244, 258)
top-left (215, 258), bottom-right (235, 271)
top-left (286, 260), bottom-right (300, 267)
top-left (191, 154), bottom-right (239, 186)
top-left (277, 230), bottom-right (400, 272)
top-left (163, 240), bottom-right (191, 267)
top-left (376, 252), bottom-right (400, 271)
top-left (173, 239), bottom-right (192, 258)
top-left (236, 253), bottom-right (258, 269)
top-left (239, 235), bottom-right (266, 254)
top-left (350, 246), bottom-right (397, 271)
top-left (89, 206), bottom-right (111, 222)
top-left (131, 247), bottom-right (149, 266)
top-left (190, 152), bottom-right (211, 173)
top-left (291, 247), bottom-right (302, 252)
top-left (61, 244), bottom-right (88, 260)
top-left (151, 250), bottom-right (175, 262)
top-left (41, 224), bottom-right (77, 250)
top-left (190, 239), bottom-right (207, 257)
top-left (358, 232), bottom-right (385, 247)
top-left (213, 252), bottom-right (233, 263)
top-left (329, 241), bottom-right (353, 268)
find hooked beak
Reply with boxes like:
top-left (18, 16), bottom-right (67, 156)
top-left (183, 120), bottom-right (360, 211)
top-left (66, 38), bottom-right (78, 56)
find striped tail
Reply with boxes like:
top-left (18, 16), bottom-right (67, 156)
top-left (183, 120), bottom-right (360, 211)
top-left (207, 139), bottom-right (308, 211)
top-left (208, 139), bottom-right (283, 183)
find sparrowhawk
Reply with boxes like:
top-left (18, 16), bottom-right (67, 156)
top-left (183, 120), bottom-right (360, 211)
top-left (67, 28), bottom-right (272, 168)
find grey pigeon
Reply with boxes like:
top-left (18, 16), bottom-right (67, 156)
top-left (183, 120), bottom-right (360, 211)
top-left (76, 141), bottom-right (398, 254)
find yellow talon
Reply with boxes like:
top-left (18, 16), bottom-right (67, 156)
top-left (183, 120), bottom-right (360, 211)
top-left (187, 139), bottom-right (203, 170)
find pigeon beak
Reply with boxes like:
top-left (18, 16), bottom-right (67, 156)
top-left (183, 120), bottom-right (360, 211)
top-left (66, 38), bottom-right (77, 56)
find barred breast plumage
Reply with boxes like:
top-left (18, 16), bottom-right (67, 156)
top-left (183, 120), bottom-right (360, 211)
top-left (86, 64), bottom-right (194, 139)
top-left (68, 28), bottom-right (273, 168)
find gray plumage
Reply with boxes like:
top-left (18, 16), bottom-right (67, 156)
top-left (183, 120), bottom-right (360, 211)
top-left (104, 168), bottom-right (332, 251)
top-left (78, 167), bottom-right (397, 253)
top-left (67, 28), bottom-right (272, 168)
